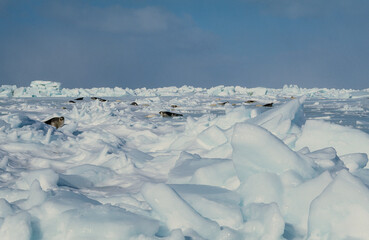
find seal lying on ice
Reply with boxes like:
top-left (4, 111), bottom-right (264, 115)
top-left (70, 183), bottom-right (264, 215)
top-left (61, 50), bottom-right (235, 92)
top-left (159, 111), bottom-right (183, 117)
top-left (44, 117), bottom-right (64, 129)
top-left (91, 97), bottom-right (107, 102)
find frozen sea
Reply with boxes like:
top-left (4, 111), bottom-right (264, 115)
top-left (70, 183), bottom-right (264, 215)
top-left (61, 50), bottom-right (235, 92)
top-left (0, 81), bottom-right (369, 239)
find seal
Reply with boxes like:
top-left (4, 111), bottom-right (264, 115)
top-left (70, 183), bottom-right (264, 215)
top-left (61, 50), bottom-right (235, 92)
top-left (159, 111), bottom-right (183, 117)
top-left (256, 103), bottom-right (273, 107)
top-left (263, 103), bottom-right (273, 107)
top-left (91, 97), bottom-right (107, 102)
top-left (44, 117), bottom-right (65, 129)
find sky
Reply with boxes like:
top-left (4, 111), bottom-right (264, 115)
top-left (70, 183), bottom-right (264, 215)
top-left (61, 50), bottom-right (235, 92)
top-left (0, 0), bottom-right (368, 90)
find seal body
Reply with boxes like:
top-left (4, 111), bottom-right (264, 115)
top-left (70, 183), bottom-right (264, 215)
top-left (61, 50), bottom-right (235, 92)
top-left (263, 103), bottom-right (273, 107)
top-left (256, 103), bottom-right (274, 107)
top-left (91, 97), bottom-right (107, 102)
top-left (44, 117), bottom-right (64, 129)
top-left (159, 111), bottom-right (183, 117)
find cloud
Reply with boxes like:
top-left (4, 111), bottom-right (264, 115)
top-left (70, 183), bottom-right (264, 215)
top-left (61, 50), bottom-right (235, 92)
top-left (1, 1), bottom-right (368, 89)
top-left (43, 2), bottom-right (216, 51)
top-left (48, 3), bottom-right (191, 34)
top-left (0, 1), bottom-right (222, 88)
top-left (249, 0), bottom-right (369, 18)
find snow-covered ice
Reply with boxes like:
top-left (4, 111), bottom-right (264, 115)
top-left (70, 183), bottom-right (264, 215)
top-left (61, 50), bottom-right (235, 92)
top-left (0, 81), bottom-right (369, 239)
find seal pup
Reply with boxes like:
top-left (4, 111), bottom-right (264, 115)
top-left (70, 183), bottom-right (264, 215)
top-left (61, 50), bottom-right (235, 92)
top-left (218, 101), bottom-right (229, 106)
top-left (159, 111), bottom-right (183, 117)
top-left (44, 117), bottom-right (64, 129)
top-left (145, 114), bottom-right (157, 118)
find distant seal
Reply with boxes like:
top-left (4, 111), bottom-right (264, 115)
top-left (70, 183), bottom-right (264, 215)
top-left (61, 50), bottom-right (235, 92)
top-left (75, 97), bottom-right (84, 101)
top-left (91, 97), bottom-right (107, 102)
top-left (130, 102), bottom-right (138, 106)
top-left (159, 111), bottom-right (183, 117)
top-left (256, 103), bottom-right (273, 107)
top-left (262, 103), bottom-right (273, 107)
top-left (44, 117), bottom-right (64, 129)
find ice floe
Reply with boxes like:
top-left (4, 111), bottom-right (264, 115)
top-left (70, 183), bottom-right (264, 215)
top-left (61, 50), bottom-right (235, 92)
top-left (0, 81), bottom-right (368, 239)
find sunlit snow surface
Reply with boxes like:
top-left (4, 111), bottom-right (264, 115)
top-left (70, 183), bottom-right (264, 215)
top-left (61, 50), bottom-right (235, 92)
top-left (0, 82), bottom-right (369, 240)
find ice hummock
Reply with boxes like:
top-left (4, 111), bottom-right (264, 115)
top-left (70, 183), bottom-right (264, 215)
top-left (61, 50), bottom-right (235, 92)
top-left (1, 81), bottom-right (369, 98)
top-left (0, 81), bottom-right (369, 239)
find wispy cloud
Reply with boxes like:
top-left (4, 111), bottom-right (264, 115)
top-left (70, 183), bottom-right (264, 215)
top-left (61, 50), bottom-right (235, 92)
top-left (43, 2), bottom-right (217, 51)
top-left (249, 0), bottom-right (369, 18)
top-left (48, 4), bottom-right (177, 33)
top-left (0, 2), bottom-right (221, 88)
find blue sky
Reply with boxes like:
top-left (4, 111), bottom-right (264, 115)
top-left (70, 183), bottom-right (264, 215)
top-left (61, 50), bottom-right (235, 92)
top-left (1, 0), bottom-right (368, 89)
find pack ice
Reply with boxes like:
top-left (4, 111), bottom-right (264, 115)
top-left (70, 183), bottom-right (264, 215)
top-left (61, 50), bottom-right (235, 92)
top-left (0, 81), bottom-right (369, 239)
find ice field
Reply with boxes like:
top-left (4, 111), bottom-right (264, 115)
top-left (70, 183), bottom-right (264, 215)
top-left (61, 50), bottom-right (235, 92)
top-left (0, 81), bottom-right (369, 239)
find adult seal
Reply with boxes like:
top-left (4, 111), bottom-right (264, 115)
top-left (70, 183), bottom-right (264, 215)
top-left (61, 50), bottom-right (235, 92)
top-left (159, 111), bottom-right (183, 117)
top-left (44, 117), bottom-right (65, 129)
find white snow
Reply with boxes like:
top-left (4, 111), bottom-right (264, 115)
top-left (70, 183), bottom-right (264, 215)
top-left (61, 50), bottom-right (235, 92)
top-left (0, 80), bottom-right (369, 239)
top-left (296, 119), bottom-right (369, 156)
top-left (308, 170), bottom-right (369, 239)
top-left (241, 202), bottom-right (285, 240)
